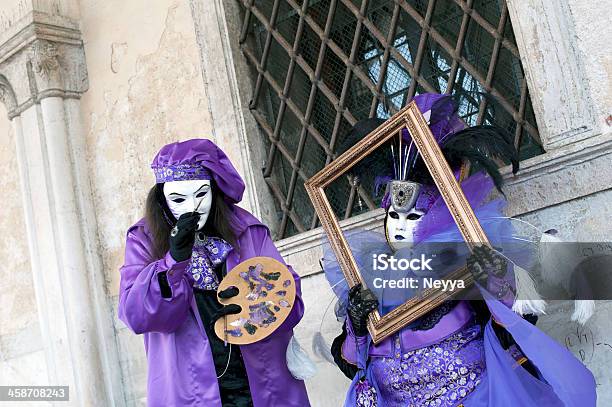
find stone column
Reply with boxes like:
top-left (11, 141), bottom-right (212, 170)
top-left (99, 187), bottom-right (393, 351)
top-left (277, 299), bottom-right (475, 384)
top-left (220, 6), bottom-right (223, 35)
top-left (0, 11), bottom-right (124, 407)
top-left (505, 0), bottom-right (598, 150)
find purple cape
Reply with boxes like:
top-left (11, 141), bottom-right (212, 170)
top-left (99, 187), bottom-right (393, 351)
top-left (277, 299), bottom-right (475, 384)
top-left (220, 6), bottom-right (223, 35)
top-left (118, 206), bottom-right (310, 406)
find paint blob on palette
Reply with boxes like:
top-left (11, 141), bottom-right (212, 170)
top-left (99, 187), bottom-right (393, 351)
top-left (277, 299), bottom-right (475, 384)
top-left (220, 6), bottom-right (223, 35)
top-left (214, 256), bottom-right (297, 344)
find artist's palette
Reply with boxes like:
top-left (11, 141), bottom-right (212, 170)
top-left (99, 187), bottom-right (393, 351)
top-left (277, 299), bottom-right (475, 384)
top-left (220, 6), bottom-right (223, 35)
top-left (214, 256), bottom-right (296, 345)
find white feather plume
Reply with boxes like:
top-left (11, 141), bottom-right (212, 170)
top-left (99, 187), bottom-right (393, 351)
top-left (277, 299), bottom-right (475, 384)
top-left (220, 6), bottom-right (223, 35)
top-left (512, 264), bottom-right (547, 315)
top-left (571, 300), bottom-right (596, 325)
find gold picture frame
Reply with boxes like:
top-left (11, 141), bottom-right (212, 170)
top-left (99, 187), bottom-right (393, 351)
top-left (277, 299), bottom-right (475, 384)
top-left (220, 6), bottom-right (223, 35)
top-left (305, 101), bottom-right (491, 344)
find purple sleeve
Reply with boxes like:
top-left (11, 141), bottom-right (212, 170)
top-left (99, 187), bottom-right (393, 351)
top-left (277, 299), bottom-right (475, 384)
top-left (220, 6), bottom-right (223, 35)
top-left (118, 226), bottom-right (193, 334)
top-left (244, 225), bottom-right (305, 331)
top-left (341, 317), bottom-right (368, 365)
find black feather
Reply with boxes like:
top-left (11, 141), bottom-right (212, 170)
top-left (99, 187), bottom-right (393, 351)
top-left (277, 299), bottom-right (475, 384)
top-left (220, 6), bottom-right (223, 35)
top-left (441, 125), bottom-right (519, 192)
top-left (336, 118), bottom-right (395, 200)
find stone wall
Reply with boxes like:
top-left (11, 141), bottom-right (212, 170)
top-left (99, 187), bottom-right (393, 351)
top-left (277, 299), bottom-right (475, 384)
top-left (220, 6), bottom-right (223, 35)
top-left (566, 0), bottom-right (612, 133)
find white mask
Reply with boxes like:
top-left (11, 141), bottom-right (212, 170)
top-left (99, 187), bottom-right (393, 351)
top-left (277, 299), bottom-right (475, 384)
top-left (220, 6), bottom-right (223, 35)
top-left (385, 208), bottom-right (425, 250)
top-left (163, 180), bottom-right (213, 230)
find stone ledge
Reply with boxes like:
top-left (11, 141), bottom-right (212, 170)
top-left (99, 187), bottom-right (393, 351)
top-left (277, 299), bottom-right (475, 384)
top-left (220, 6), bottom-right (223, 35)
top-left (501, 131), bottom-right (612, 216)
top-left (500, 131), bottom-right (612, 183)
top-left (0, 11), bottom-right (81, 64)
top-left (276, 207), bottom-right (385, 257)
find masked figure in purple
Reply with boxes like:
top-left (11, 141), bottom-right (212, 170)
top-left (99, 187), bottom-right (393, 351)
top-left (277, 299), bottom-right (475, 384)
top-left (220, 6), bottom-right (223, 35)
top-left (325, 93), bottom-right (596, 406)
top-left (118, 139), bottom-right (310, 406)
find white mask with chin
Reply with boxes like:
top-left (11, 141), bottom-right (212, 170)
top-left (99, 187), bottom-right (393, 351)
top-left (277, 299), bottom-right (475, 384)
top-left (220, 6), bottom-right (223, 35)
top-left (163, 180), bottom-right (213, 230)
top-left (384, 180), bottom-right (424, 251)
top-left (385, 208), bottom-right (424, 250)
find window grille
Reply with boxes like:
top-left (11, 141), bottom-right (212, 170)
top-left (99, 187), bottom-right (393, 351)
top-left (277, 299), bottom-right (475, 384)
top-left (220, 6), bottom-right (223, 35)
top-left (238, 0), bottom-right (542, 239)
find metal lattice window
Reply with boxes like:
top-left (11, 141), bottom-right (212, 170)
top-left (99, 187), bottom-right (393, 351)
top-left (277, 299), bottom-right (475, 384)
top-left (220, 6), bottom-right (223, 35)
top-left (238, 0), bottom-right (542, 239)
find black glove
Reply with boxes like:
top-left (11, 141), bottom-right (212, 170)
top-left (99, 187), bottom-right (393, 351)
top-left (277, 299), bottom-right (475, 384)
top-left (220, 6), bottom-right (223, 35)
top-left (467, 245), bottom-right (508, 286)
top-left (347, 283), bottom-right (379, 337)
top-left (209, 287), bottom-right (242, 331)
top-left (169, 212), bottom-right (200, 262)
top-left (209, 304), bottom-right (242, 332)
top-left (218, 286), bottom-right (240, 299)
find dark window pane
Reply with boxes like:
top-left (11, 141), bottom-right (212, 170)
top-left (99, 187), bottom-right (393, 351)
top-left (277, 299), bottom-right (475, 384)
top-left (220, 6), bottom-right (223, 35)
top-left (238, 0), bottom-right (542, 239)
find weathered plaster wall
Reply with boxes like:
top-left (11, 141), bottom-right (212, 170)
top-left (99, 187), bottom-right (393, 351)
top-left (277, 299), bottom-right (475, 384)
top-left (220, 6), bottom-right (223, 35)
top-left (188, 0), bottom-right (279, 230)
top-left (520, 188), bottom-right (612, 405)
top-left (77, 0), bottom-right (214, 404)
top-left (78, 0), bottom-right (214, 300)
top-left (0, 106), bottom-right (48, 387)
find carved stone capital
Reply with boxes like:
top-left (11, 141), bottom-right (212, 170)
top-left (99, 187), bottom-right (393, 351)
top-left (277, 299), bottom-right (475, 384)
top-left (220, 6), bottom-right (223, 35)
top-left (29, 40), bottom-right (61, 81)
top-left (0, 78), bottom-right (17, 115)
top-left (0, 11), bottom-right (88, 115)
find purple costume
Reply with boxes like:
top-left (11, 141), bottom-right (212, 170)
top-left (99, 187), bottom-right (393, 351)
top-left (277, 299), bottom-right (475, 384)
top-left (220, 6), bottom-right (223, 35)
top-left (336, 198), bottom-right (597, 406)
top-left (326, 94), bottom-right (596, 406)
top-left (118, 139), bottom-right (310, 406)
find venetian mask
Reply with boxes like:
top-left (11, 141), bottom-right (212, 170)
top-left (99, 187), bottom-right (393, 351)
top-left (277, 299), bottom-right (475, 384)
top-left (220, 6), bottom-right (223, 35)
top-left (384, 180), bottom-right (424, 250)
top-left (385, 207), bottom-right (425, 249)
top-left (163, 180), bottom-right (213, 230)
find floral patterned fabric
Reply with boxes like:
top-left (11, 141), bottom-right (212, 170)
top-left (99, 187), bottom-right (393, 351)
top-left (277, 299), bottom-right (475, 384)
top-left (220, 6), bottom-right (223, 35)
top-left (187, 234), bottom-right (233, 290)
top-left (153, 163), bottom-right (212, 183)
top-left (355, 378), bottom-right (378, 407)
top-left (370, 323), bottom-right (485, 407)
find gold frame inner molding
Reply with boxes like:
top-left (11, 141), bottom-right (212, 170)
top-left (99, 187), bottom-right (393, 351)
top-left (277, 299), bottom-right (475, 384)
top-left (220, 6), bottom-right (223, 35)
top-left (305, 101), bottom-right (492, 344)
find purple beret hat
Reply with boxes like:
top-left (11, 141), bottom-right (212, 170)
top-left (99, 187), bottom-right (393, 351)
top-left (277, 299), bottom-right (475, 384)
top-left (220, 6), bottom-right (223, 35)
top-left (409, 93), bottom-right (465, 144)
top-left (151, 138), bottom-right (245, 204)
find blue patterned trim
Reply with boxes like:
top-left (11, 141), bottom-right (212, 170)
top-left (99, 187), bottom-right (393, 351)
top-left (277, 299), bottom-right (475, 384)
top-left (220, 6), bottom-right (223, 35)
top-left (152, 164), bottom-right (212, 183)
